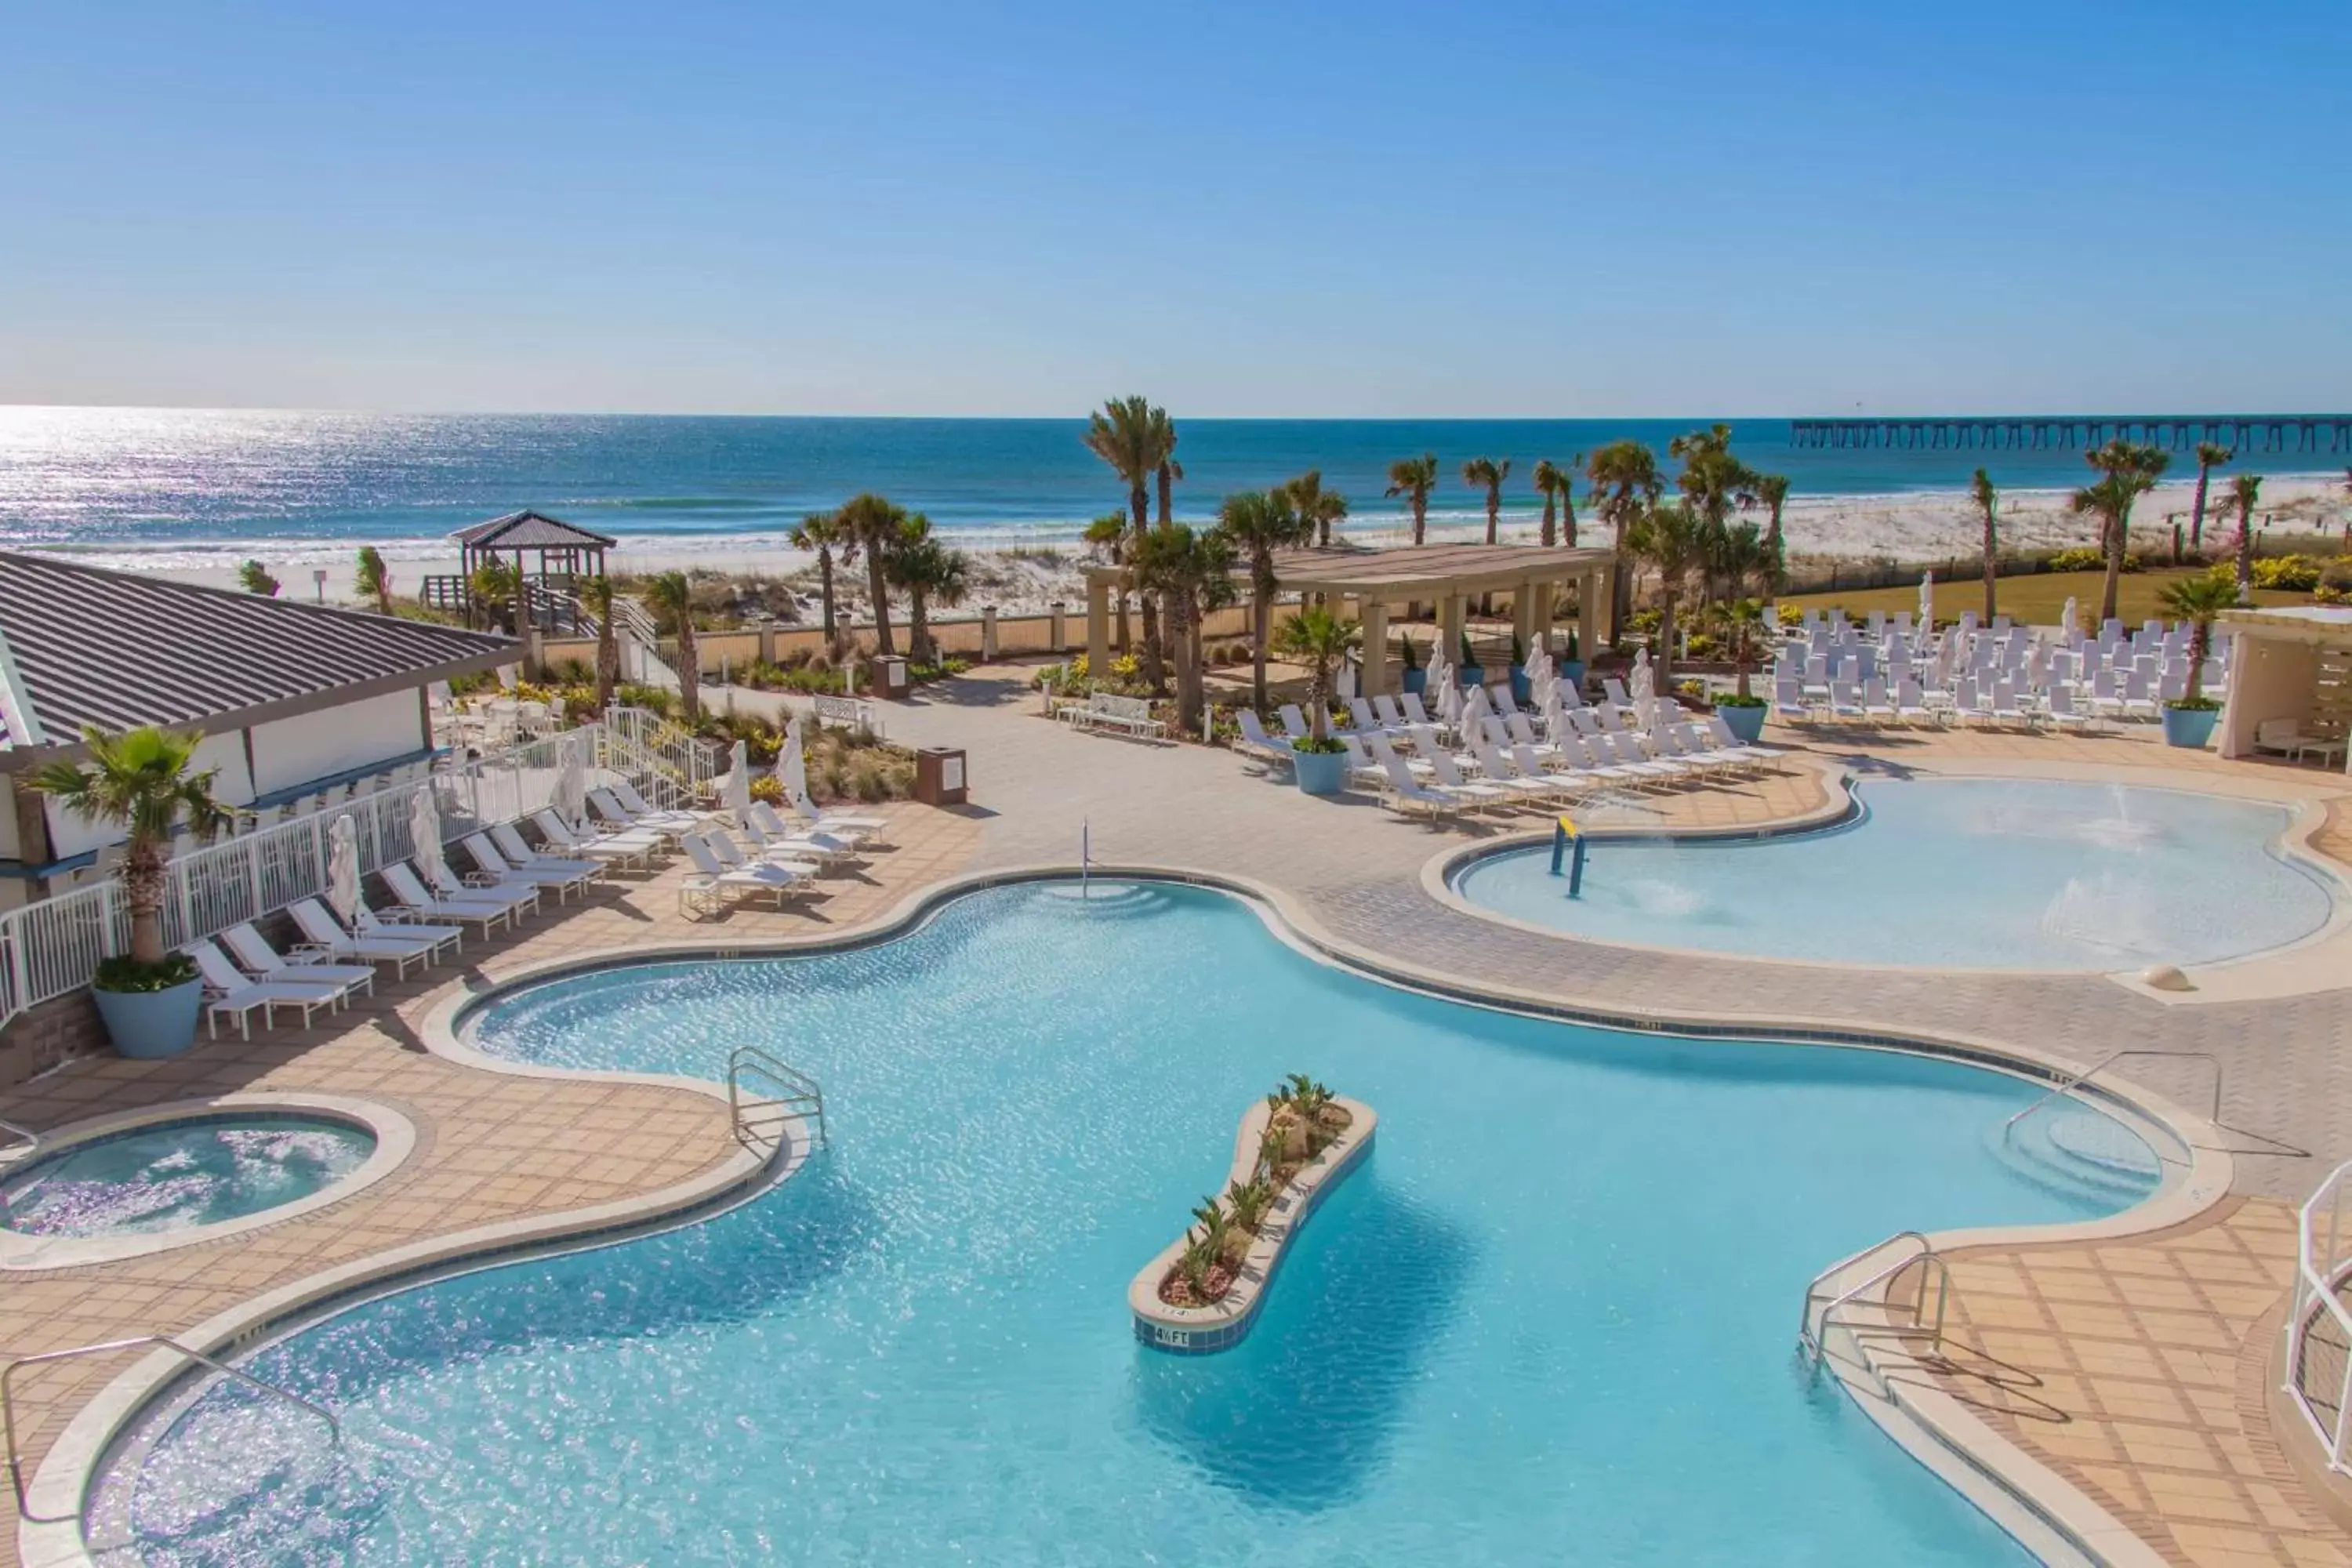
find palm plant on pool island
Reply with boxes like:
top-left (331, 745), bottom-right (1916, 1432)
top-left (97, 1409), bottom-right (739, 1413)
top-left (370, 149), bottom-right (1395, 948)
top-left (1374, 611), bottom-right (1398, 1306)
top-left (1271, 605), bottom-right (1359, 747)
top-left (1160, 1074), bottom-right (1352, 1308)
top-left (31, 726), bottom-right (226, 1022)
top-left (1385, 453), bottom-right (1439, 546)
top-left (1218, 488), bottom-right (1314, 710)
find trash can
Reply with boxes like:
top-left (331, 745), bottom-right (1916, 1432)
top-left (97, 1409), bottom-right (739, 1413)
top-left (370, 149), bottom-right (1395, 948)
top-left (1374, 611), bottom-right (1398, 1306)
top-left (868, 655), bottom-right (910, 699)
top-left (914, 747), bottom-right (967, 807)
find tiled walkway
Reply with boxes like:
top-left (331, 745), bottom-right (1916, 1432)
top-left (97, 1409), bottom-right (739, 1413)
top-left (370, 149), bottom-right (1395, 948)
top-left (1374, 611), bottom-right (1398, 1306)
top-left (0, 804), bottom-right (978, 1565)
top-left (1924, 1200), bottom-right (2347, 1567)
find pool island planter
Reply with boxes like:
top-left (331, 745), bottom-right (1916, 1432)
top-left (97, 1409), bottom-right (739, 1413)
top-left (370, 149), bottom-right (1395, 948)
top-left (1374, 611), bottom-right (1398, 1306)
top-left (1128, 1095), bottom-right (1376, 1354)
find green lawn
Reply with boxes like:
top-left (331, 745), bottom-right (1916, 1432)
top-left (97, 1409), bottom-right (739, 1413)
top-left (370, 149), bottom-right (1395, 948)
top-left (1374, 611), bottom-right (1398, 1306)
top-left (1778, 567), bottom-right (2310, 628)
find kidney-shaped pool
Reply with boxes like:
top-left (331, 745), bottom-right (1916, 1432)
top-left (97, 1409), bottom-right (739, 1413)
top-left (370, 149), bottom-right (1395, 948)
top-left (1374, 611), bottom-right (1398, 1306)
top-left (90, 881), bottom-right (2168, 1566)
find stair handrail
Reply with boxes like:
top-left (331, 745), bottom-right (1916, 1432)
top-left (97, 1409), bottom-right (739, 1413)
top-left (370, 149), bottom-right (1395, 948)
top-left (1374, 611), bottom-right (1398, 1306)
top-left (0, 1119), bottom-right (37, 1160)
top-left (2002, 1048), bottom-right (2223, 1135)
top-left (4, 1334), bottom-right (339, 1522)
top-left (1798, 1231), bottom-right (1951, 1381)
top-left (725, 1044), bottom-right (827, 1157)
top-left (2285, 1158), bottom-right (2352, 1472)
top-left (1798, 1230), bottom-right (1931, 1359)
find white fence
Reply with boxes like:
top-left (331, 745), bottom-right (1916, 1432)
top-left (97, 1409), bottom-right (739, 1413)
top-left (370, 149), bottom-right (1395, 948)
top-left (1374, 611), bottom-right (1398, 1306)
top-left (2287, 1158), bottom-right (2352, 1471)
top-left (0, 713), bottom-right (689, 1029)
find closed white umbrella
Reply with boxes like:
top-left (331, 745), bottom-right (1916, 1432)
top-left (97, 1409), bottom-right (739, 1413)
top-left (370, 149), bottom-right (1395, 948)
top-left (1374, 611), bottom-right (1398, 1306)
top-left (722, 739), bottom-right (753, 826)
top-left (1918, 572), bottom-right (1935, 634)
top-left (408, 789), bottom-right (448, 884)
top-left (775, 717), bottom-right (813, 817)
top-left (552, 731), bottom-right (588, 829)
top-left (1631, 649), bottom-right (1656, 729)
top-left (1336, 659), bottom-right (1356, 702)
top-left (2060, 595), bottom-right (2079, 637)
top-left (1436, 673), bottom-right (1461, 725)
top-left (326, 815), bottom-right (361, 925)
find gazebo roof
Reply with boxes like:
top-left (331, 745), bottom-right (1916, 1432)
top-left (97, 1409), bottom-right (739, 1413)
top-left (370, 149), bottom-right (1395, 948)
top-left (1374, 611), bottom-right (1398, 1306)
top-left (1082, 541), bottom-right (1614, 600)
top-left (451, 510), bottom-right (618, 551)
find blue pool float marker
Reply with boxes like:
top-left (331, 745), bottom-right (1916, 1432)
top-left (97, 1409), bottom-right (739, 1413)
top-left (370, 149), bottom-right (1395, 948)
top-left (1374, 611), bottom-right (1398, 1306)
top-left (1549, 815), bottom-right (1587, 897)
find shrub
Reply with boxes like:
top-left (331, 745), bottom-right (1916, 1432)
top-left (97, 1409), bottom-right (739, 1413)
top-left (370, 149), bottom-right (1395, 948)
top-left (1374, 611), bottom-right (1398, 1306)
top-left (2321, 557), bottom-right (2352, 593)
top-left (1776, 604), bottom-right (1805, 628)
top-left (2252, 554), bottom-right (2325, 592)
top-left (1110, 653), bottom-right (1141, 681)
top-left (2047, 546), bottom-right (2143, 574)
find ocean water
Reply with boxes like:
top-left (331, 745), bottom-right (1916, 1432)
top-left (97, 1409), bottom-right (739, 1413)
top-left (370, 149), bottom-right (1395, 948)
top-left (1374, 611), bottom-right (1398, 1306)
top-left (4, 406), bottom-right (2336, 572)
top-left (93, 882), bottom-right (2153, 1566)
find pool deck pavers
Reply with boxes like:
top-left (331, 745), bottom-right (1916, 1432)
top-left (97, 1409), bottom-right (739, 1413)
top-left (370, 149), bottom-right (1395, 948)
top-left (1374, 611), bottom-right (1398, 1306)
top-left (10, 669), bottom-right (2352, 1565)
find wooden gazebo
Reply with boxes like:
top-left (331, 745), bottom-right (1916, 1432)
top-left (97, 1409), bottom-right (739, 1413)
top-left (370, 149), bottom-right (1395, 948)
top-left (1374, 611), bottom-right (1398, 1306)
top-left (444, 510), bottom-right (617, 633)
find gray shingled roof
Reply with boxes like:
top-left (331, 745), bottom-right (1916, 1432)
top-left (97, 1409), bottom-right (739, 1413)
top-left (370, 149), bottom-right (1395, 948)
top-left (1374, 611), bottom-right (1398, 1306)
top-left (0, 551), bottom-right (515, 752)
top-left (450, 510), bottom-right (618, 550)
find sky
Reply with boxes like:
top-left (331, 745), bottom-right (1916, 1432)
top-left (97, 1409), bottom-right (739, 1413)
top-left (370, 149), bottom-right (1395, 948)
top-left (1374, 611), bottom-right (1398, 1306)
top-left (2, 0), bottom-right (2347, 419)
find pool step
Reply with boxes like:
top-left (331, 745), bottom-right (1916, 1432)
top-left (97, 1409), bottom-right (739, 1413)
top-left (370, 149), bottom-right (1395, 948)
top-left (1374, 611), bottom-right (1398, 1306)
top-left (1994, 1105), bottom-right (2163, 1204)
top-left (1032, 880), bottom-right (1179, 920)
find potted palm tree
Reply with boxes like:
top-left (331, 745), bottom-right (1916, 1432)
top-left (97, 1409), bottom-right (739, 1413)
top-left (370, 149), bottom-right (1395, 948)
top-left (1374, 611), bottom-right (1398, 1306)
top-left (2155, 573), bottom-right (2235, 748)
top-left (1508, 633), bottom-right (1531, 705)
top-left (1455, 631), bottom-right (1484, 691)
top-left (1397, 637), bottom-right (1426, 696)
top-left (1713, 598), bottom-right (1771, 741)
top-left (30, 726), bottom-right (227, 1058)
top-left (1272, 606), bottom-right (1359, 795)
top-left (1559, 628), bottom-right (1585, 691)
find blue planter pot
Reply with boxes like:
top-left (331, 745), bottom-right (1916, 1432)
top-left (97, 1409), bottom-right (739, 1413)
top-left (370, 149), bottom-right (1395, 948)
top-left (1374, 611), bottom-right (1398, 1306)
top-left (90, 978), bottom-right (204, 1059)
top-left (1457, 664), bottom-right (1485, 690)
top-left (1509, 666), bottom-right (1531, 704)
top-left (1560, 659), bottom-right (1586, 691)
top-left (1290, 746), bottom-right (1350, 796)
top-left (1400, 667), bottom-right (1428, 696)
top-left (2161, 705), bottom-right (2220, 749)
top-left (1715, 702), bottom-right (1769, 742)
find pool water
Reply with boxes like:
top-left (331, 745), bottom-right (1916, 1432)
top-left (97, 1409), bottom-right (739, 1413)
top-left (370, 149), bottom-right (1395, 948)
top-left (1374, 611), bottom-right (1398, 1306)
top-left (2, 1116), bottom-right (373, 1240)
top-left (95, 884), bottom-right (2159, 1566)
top-left (1454, 776), bottom-right (2336, 970)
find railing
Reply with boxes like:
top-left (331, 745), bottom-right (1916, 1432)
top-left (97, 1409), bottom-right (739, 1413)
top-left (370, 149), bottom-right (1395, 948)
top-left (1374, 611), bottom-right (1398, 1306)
top-left (1798, 1231), bottom-right (1953, 1385)
top-left (2002, 1048), bottom-right (2223, 1147)
top-left (2286, 1160), bottom-right (2352, 1472)
top-left (0, 1119), bottom-right (39, 1160)
top-left (3, 1334), bottom-right (339, 1522)
top-left (724, 1044), bottom-right (827, 1160)
top-left (603, 706), bottom-right (717, 811)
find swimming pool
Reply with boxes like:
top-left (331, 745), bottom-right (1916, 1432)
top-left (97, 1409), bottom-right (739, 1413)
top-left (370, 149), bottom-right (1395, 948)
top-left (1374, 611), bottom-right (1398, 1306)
top-left (1, 1114), bottom-right (374, 1241)
top-left (91, 883), bottom-right (2161, 1565)
top-left (1452, 776), bottom-right (2337, 970)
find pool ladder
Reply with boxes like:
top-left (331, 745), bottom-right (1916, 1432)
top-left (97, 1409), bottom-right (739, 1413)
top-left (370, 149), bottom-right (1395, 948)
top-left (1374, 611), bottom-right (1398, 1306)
top-left (725, 1045), bottom-right (827, 1160)
top-left (1797, 1231), bottom-right (1954, 1388)
top-left (3, 1334), bottom-right (339, 1523)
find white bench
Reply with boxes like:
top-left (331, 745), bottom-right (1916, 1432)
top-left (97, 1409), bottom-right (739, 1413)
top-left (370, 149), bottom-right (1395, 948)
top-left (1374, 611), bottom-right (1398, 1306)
top-left (1065, 692), bottom-right (1164, 739)
top-left (814, 695), bottom-right (883, 737)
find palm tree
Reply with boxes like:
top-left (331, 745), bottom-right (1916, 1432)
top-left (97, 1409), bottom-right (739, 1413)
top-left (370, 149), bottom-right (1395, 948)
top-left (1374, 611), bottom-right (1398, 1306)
top-left (1625, 500), bottom-right (1705, 684)
top-left (886, 517), bottom-right (971, 666)
top-left (1585, 441), bottom-right (1662, 633)
top-left (2188, 442), bottom-right (2233, 554)
top-left (1285, 469), bottom-right (1350, 549)
top-left (642, 569), bottom-right (702, 720)
top-left (1132, 522), bottom-right (1236, 733)
top-left (1531, 459), bottom-right (1573, 548)
top-left (1149, 405), bottom-right (1183, 529)
top-left (834, 492), bottom-right (906, 656)
top-left (1217, 488), bottom-right (1314, 708)
top-left (1461, 457), bottom-right (1511, 545)
top-left (1083, 396), bottom-right (1162, 686)
top-left (466, 560), bottom-right (519, 633)
top-left (2229, 472), bottom-right (2263, 603)
top-left (1271, 605), bottom-right (1359, 741)
top-left (579, 574), bottom-right (620, 710)
top-left (1754, 474), bottom-right (1790, 586)
top-left (1385, 454), bottom-right (1439, 546)
top-left (354, 546), bottom-right (393, 615)
top-left (2074, 440), bottom-right (2171, 621)
top-left (2156, 574), bottom-right (2238, 706)
top-left (30, 726), bottom-right (226, 968)
top-left (1708, 521), bottom-right (1770, 604)
top-left (1970, 468), bottom-right (1999, 620)
top-left (789, 510), bottom-right (850, 647)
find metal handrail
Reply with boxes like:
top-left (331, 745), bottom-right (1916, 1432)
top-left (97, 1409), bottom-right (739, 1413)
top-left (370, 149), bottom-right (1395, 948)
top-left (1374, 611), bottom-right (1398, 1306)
top-left (2003, 1047), bottom-right (2223, 1135)
top-left (3, 1334), bottom-right (339, 1522)
top-left (0, 1118), bottom-right (38, 1160)
top-left (2285, 1158), bottom-right (2352, 1472)
top-left (1798, 1231), bottom-right (1942, 1370)
top-left (725, 1045), bottom-right (827, 1156)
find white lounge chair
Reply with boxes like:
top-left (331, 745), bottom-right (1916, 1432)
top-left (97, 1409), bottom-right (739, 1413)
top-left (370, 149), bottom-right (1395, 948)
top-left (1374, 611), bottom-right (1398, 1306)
top-left (186, 938), bottom-right (353, 1039)
top-left (608, 779), bottom-right (711, 833)
top-left (379, 861), bottom-right (524, 938)
top-left (1371, 753), bottom-right (1468, 821)
top-left (1599, 731), bottom-right (1691, 788)
top-left (679, 832), bottom-right (808, 916)
top-left (1704, 715), bottom-right (1788, 766)
top-left (1473, 741), bottom-right (1580, 803)
top-left (533, 809), bottom-right (662, 868)
top-left (1416, 746), bottom-right (1518, 814)
top-left (289, 898), bottom-right (450, 977)
top-left (461, 833), bottom-right (597, 902)
top-left (217, 922), bottom-right (378, 998)
top-left (1232, 710), bottom-right (1294, 771)
top-left (706, 827), bottom-right (825, 878)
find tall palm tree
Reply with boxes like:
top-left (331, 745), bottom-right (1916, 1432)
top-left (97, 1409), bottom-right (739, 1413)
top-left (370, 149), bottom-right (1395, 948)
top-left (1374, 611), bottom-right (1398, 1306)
top-left (1625, 500), bottom-right (1705, 684)
top-left (31, 726), bottom-right (226, 969)
top-left (834, 492), bottom-right (906, 657)
top-left (1531, 459), bottom-right (1573, 548)
top-left (1270, 605), bottom-right (1359, 741)
top-left (1970, 468), bottom-right (1999, 620)
top-left (354, 546), bottom-right (393, 615)
top-left (1585, 441), bottom-right (1662, 633)
top-left (2229, 472), bottom-right (2263, 603)
top-left (2187, 442), bottom-right (2233, 554)
top-left (643, 569), bottom-right (702, 720)
top-left (1149, 405), bottom-right (1182, 528)
top-left (1132, 522), bottom-right (1236, 733)
top-left (579, 574), bottom-right (620, 710)
top-left (887, 515), bottom-right (971, 665)
top-left (1461, 457), bottom-right (1511, 545)
top-left (789, 510), bottom-right (850, 647)
top-left (1083, 396), bottom-right (1163, 686)
top-left (1708, 521), bottom-right (1770, 605)
top-left (1385, 454), bottom-right (1439, 546)
top-left (2074, 440), bottom-right (2171, 621)
top-left (1754, 473), bottom-right (1790, 586)
top-left (1216, 488), bottom-right (1314, 708)
top-left (1284, 469), bottom-right (1350, 549)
